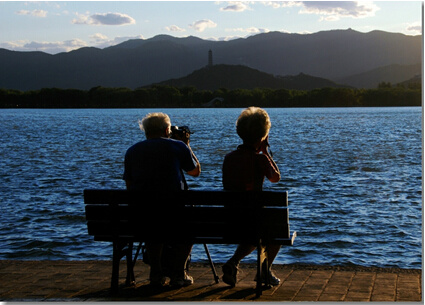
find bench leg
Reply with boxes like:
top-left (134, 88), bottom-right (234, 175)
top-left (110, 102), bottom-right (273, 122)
top-left (111, 241), bottom-right (136, 293)
top-left (111, 241), bottom-right (121, 293)
top-left (204, 244), bottom-right (220, 283)
top-left (126, 242), bottom-right (135, 286)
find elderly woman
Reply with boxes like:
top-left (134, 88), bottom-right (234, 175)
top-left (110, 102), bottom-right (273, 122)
top-left (221, 107), bottom-right (281, 287)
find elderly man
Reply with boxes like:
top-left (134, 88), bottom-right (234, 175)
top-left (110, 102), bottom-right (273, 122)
top-left (123, 112), bottom-right (201, 287)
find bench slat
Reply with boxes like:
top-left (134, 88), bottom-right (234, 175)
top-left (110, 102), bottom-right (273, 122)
top-left (86, 205), bottom-right (290, 239)
top-left (84, 189), bottom-right (288, 207)
top-left (87, 219), bottom-right (289, 239)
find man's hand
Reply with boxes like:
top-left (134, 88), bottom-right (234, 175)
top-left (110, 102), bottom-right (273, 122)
top-left (173, 133), bottom-right (190, 145)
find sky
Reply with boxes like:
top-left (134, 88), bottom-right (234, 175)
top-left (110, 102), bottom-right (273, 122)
top-left (0, 1), bottom-right (422, 54)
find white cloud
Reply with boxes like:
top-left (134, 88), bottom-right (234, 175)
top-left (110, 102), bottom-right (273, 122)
top-left (0, 41), bottom-right (28, 50)
top-left (297, 30), bottom-right (312, 35)
top-left (207, 36), bottom-right (241, 41)
top-left (299, 1), bottom-right (380, 20)
top-left (90, 33), bottom-right (109, 43)
top-left (2, 39), bottom-right (88, 54)
top-left (226, 27), bottom-right (270, 34)
top-left (1, 34), bottom-right (145, 54)
top-left (91, 13), bottom-right (136, 25)
top-left (220, 2), bottom-right (252, 12)
top-left (111, 35), bottom-right (144, 44)
top-left (278, 29), bottom-right (292, 34)
top-left (26, 39), bottom-right (87, 53)
top-left (261, 1), bottom-right (303, 9)
top-left (72, 12), bottom-right (136, 26)
top-left (165, 25), bottom-right (186, 32)
top-left (90, 34), bottom-right (145, 49)
top-left (211, 26), bottom-right (271, 41)
top-left (72, 13), bottom-right (93, 25)
top-left (189, 19), bottom-right (217, 32)
top-left (16, 9), bottom-right (48, 17)
top-left (406, 22), bottom-right (422, 35)
top-left (260, 1), bottom-right (379, 20)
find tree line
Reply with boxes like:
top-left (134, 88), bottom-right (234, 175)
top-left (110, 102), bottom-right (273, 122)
top-left (0, 85), bottom-right (421, 108)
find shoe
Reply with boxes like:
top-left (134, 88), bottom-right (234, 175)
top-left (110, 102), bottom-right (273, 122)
top-left (170, 271), bottom-right (194, 287)
top-left (149, 274), bottom-right (167, 287)
top-left (254, 269), bottom-right (280, 286)
top-left (222, 261), bottom-right (238, 287)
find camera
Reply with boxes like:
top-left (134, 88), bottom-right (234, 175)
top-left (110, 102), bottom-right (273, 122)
top-left (170, 125), bottom-right (193, 140)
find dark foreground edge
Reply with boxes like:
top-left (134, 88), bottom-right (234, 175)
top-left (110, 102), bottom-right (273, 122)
top-left (0, 260), bottom-right (421, 302)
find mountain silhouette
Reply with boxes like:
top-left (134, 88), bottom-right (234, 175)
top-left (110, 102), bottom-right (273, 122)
top-left (0, 29), bottom-right (421, 91)
top-left (337, 63), bottom-right (421, 89)
top-left (151, 64), bottom-right (350, 90)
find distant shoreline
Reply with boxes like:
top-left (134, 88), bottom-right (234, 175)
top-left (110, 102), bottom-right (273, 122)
top-left (0, 86), bottom-right (421, 108)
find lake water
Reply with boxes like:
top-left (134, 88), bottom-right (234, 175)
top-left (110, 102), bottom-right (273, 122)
top-left (0, 107), bottom-right (422, 269)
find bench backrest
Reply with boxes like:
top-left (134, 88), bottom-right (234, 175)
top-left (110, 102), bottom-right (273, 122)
top-left (84, 189), bottom-right (292, 245)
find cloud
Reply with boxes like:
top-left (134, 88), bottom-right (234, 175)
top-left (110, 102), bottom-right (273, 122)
top-left (1, 39), bottom-right (88, 54)
top-left (405, 22), bottom-right (422, 35)
top-left (72, 13), bottom-right (90, 25)
top-left (206, 36), bottom-right (241, 41)
top-left (189, 19), bottom-right (217, 32)
top-left (16, 9), bottom-right (48, 17)
top-left (260, 2), bottom-right (303, 9)
top-left (1, 33), bottom-right (146, 54)
top-left (0, 41), bottom-right (28, 50)
top-left (226, 27), bottom-right (270, 34)
top-left (406, 25), bottom-right (422, 34)
top-left (220, 2), bottom-right (252, 12)
top-left (214, 26), bottom-right (271, 41)
top-left (25, 39), bottom-right (87, 53)
top-left (111, 35), bottom-right (144, 44)
top-left (91, 13), bottom-right (136, 25)
top-left (72, 12), bottom-right (136, 26)
top-left (90, 33), bottom-right (109, 43)
top-left (91, 34), bottom-right (145, 48)
top-left (299, 1), bottom-right (380, 20)
top-left (165, 25), bottom-right (186, 32)
top-left (260, 1), bottom-right (379, 20)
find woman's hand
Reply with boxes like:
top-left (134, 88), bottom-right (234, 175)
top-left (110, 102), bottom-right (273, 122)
top-left (259, 135), bottom-right (270, 154)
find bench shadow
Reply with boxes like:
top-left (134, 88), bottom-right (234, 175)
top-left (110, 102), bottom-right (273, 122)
top-left (77, 288), bottom-right (111, 300)
top-left (78, 283), bottom-right (176, 300)
top-left (190, 286), bottom-right (230, 299)
top-left (220, 287), bottom-right (259, 300)
top-left (78, 282), bottom-right (268, 301)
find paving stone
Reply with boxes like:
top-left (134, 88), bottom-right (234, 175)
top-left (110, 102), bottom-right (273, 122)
top-left (0, 260), bottom-right (421, 302)
top-left (318, 293), bottom-right (347, 301)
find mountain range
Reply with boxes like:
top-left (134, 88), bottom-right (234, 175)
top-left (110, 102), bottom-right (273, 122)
top-left (0, 29), bottom-right (421, 91)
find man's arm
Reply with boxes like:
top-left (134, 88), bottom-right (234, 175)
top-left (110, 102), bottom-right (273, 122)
top-left (186, 145), bottom-right (201, 177)
top-left (175, 135), bottom-right (201, 177)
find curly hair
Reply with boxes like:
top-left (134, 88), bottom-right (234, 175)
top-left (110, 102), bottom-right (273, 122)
top-left (139, 112), bottom-right (171, 138)
top-left (236, 107), bottom-right (271, 144)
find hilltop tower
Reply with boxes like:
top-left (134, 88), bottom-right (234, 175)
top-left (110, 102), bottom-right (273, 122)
top-left (208, 49), bottom-right (213, 67)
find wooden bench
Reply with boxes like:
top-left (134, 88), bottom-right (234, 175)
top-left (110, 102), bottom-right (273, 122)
top-left (84, 189), bottom-right (296, 297)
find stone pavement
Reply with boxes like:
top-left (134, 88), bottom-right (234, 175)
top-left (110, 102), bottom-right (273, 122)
top-left (0, 260), bottom-right (421, 302)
